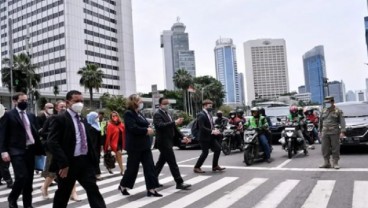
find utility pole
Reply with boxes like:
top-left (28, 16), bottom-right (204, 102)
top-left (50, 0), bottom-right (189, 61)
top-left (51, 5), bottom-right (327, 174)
top-left (8, 18), bottom-right (13, 103)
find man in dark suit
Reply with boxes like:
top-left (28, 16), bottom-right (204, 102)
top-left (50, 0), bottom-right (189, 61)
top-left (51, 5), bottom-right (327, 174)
top-left (37, 102), bottom-right (54, 131)
top-left (154, 97), bottom-right (191, 190)
top-left (0, 92), bottom-right (44, 208)
top-left (193, 99), bottom-right (225, 173)
top-left (47, 90), bottom-right (106, 208)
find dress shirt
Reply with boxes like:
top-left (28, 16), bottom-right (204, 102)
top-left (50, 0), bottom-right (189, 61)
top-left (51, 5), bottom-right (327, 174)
top-left (67, 109), bottom-right (88, 156)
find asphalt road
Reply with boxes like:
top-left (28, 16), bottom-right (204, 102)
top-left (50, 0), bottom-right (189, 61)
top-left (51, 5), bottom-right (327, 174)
top-left (1, 144), bottom-right (368, 208)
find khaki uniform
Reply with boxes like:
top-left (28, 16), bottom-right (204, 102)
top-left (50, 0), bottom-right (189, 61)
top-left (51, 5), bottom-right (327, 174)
top-left (319, 106), bottom-right (346, 161)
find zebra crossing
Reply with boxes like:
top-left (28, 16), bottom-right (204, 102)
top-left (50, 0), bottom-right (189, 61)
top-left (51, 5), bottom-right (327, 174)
top-left (1, 169), bottom-right (368, 208)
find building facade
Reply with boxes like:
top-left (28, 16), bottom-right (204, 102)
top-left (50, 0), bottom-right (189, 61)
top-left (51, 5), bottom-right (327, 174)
top-left (346, 90), bottom-right (356, 102)
top-left (0, 0), bottom-right (136, 96)
top-left (328, 80), bottom-right (345, 103)
top-left (294, 93), bottom-right (311, 103)
top-left (303, 45), bottom-right (327, 104)
top-left (298, 85), bottom-right (306, 94)
top-left (160, 20), bottom-right (196, 90)
top-left (243, 39), bottom-right (290, 105)
top-left (238, 72), bottom-right (245, 104)
top-left (214, 38), bottom-right (240, 105)
top-left (365, 16), bottom-right (368, 56)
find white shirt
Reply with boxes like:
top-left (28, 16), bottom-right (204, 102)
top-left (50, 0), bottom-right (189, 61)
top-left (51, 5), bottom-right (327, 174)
top-left (67, 109), bottom-right (88, 156)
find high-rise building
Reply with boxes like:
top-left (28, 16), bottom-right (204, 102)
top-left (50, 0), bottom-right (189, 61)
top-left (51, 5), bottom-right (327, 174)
top-left (298, 85), bottom-right (306, 94)
top-left (0, 0), bottom-right (136, 96)
top-left (243, 39), bottom-right (289, 105)
top-left (357, 90), bottom-right (365, 101)
top-left (346, 90), bottom-right (356, 102)
top-left (365, 16), bottom-right (368, 56)
top-left (238, 72), bottom-right (245, 104)
top-left (303, 46), bottom-right (327, 104)
top-left (328, 80), bottom-right (345, 103)
top-left (214, 38), bottom-right (240, 105)
top-left (161, 20), bottom-right (196, 90)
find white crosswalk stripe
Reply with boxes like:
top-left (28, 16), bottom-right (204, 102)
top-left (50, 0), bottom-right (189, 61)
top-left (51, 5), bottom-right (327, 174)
top-left (0, 171), bottom-right (367, 208)
top-left (352, 181), bottom-right (368, 208)
top-left (301, 180), bottom-right (335, 208)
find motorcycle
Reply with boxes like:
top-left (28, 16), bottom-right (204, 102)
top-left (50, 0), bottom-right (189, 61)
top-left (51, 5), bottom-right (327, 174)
top-left (279, 122), bottom-right (308, 159)
top-left (243, 128), bottom-right (268, 165)
top-left (221, 124), bottom-right (243, 155)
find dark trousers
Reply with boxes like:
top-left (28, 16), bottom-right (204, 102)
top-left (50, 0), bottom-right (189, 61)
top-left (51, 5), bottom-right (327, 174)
top-left (53, 156), bottom-right (106, 208)
top-left (0, 159), bottom-right (12, 184)
top-left (8, 148), bottom-right (35, 207)
top-left (195, 138), bottom-right (221, 168)
top-left (121, 149), bottom-right (159, 190)
top-left (155, 147), bottom-right (183, 184)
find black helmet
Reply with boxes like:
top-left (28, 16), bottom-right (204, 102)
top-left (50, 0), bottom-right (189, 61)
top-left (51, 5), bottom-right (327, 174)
top-left (229, 110), bottom-right (236, 118)
top-left (236, 109), bottom-right (244, 116)
top-left (259, 107), bottom-right (265, 116)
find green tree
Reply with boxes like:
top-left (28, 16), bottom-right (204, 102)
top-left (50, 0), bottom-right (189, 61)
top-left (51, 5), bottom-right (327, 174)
top-left (77, 64), bottom-right (104, 107)
top-left (1, 53), bottom-right (41, 93)
top-left (100, 93), bottom-right (127, 117)
top-left (219, 104), bottom-right (234, 117)
top-left (173, 69), bottom-right (193, 113)
top-left (53, 85), bottom-right (60, 99)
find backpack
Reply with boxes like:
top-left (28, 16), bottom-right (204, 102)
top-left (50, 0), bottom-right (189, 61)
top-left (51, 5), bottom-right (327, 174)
top-left (191, 112), bottom-right (203, 139)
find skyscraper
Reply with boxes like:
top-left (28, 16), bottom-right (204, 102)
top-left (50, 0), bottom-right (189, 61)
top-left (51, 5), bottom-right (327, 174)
top-left (346, 90), bottom-right (356, 102)
top-left (328, 80), bottom-right (345, 103)
top-left (238, 72), bottom-right (245, 104)
top-left (298, 85), bottom-right (306, 94)
top-left (214, 38), bottom-right (240, 105)
top-left (243, 39), bottom-right (290, 105)
top-left (0, 0), bottom-right (136, 96)
top-left (365, 16), bottom-right (368, 56)
top-left (161, 19), bottom-right (196, 90)
top-left (303, 46), bottom-right (327, 104)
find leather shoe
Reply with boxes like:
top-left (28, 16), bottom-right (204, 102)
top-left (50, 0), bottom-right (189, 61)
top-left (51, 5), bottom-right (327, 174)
top-left (8, 200), bottom-right (18, 208)
top-left (212, 166), bottom-right (226, 172)
top-left (193, 168), bottom-right (205, 173)
top-left (7, 182), bottom-right (13, 189)
top-left (176, 183), bottom-right (191, 190)
top-left (158, 183), bottom-right (163, 187)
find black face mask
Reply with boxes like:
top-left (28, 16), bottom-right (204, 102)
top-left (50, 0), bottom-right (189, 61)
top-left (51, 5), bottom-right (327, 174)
top-left (217, 113), bottom-right (222, 118)
top-left (206, 107), bottom-right (213, 112)
top-left (17, 101), bottom-right (28, 110)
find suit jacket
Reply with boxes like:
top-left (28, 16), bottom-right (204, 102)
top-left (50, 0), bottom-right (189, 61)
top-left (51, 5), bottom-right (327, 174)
top-left (123, 109), bottom-right (151, 152)
top-left (0, 108), bottom-right (43, 156)
top-left (47, 111), bottom-right (98, 171)
top-left (197, 110), bottom-right (213, 142)
top-left (37, 112), bottom-right (47, 131)
top-left (153, 109), bottom-right (182, 149)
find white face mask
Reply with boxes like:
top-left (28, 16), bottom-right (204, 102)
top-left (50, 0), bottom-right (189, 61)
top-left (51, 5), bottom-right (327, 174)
top-left (138, 103), bottom-right (144, 110)
top-left (325, 103), bottom-right (332, 108)
top-left (46, 109), bottom-right (54, 115)
top-left (71, 102), bottom-right (84, 114)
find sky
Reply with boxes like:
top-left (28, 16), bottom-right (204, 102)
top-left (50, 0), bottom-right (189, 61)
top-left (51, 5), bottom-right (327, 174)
top-left (132, 0), bottom-right (368, 96)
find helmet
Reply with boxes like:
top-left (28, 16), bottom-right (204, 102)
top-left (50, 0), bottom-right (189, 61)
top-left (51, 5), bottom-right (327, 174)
top-left (259, 107), bottom-right (265, 116)
top-left (236, 109), bottom-right (244, 116)
top-left (251, 107), bottom-right (259, 113)
top-left (289, 105), bottom-right (298, 114)
top-left (229, 110), bottom-right (236, 118)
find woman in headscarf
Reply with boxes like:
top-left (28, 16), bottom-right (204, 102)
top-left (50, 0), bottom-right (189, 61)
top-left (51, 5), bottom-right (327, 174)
top-left (86, 111), bottom-right (102, 180)
top-left (104, 111), bottom-right (125, 175)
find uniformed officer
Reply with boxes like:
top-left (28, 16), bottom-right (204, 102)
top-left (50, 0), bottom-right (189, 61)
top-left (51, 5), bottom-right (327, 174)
top-left (319, 96), bottom-right (346, 169)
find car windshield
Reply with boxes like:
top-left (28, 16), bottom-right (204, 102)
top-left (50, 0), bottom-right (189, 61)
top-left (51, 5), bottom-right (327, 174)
top-left (264, 107), bottom-right (290, 124)
top-left (335, 102), bottom-right (368, 117)
top-left (186, 120), bottom-right (195, 128)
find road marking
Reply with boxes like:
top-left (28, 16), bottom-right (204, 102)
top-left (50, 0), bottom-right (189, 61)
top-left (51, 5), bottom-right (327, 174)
top-left (178, 164), bottom-right (368, 172)
top-left (275, 159), bottom-right (292, 168)
top-left (352, 181), bottom-right (368, 208)
top-left (162, 177), bottom-right (238, 208)
top-left (117, 176), bottom-right (210, 208)
top-left (177, 153), bottom-right (213, 164)
top-left (301, 180), bottom-right (335, 208)
top-left (253, 179), bottom-right (300, 208)
top-left (203, 178), bottom-right (268, 208)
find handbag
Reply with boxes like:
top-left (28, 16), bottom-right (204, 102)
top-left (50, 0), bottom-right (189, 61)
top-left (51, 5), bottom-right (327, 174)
top-left (34, 155), bottom-right (46, 171)
top-left (104, 150), bottom-right (116, 169)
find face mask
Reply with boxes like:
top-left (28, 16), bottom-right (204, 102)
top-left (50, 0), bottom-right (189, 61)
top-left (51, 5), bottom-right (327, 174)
top-left (216, 113), bottom-right (222, 118)
top-left (231, 115), bottom-right (235, 118)
top-left (138, 103), bottom-right (144, 110)
top-left (112, 117), bottom-right (119, 122)
top-left (161, 105), bottom-right (169, 111)
top-left (206, 107), bottom-right (213, 112)
top-left (46, 109), bottom-right (54, 115)
top-left (325, 103), bottom-right (332, 108)
top-left (71, 102), bottom-right (84, 114)
top-left (17, 101), bottom-right (28, 110)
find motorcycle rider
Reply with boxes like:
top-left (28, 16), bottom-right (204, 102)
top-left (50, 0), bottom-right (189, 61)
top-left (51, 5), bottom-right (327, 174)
top-left (244, 107), bottom-right (271, 163)
top-left (304, 108), bottom-right (321, 144)
top-left (286, 105), bottom-right (308, 154)
top-left (228, 110), bottom-right (243, 149)
top-left (259, 107), bottom-right (273, 147)
top-left (215, 111), bottom-right (228, 130)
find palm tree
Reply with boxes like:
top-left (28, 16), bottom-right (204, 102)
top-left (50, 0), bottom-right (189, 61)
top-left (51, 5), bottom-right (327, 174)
top-left (173, 69), bottom-right (193, 113)
top-left (1, 53), bottom-right (41, 93)
top-left (77, 64), bottom-right (104, 107)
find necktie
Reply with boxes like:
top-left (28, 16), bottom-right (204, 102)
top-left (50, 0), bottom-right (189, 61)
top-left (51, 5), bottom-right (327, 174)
top-left (206, 112), bottom-right (214, 129)
top-left (20, 111), bottom-right (35, 145)
top-left (75, 114), bottom-right (88, 154)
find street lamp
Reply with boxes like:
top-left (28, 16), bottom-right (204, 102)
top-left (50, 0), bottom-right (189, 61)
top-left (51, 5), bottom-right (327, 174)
top-left (201, 84), bottom-right (212, 103)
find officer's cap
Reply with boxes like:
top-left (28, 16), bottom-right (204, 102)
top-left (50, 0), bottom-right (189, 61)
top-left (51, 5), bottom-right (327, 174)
top-left (324, 96), bottom-right (334, 103)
